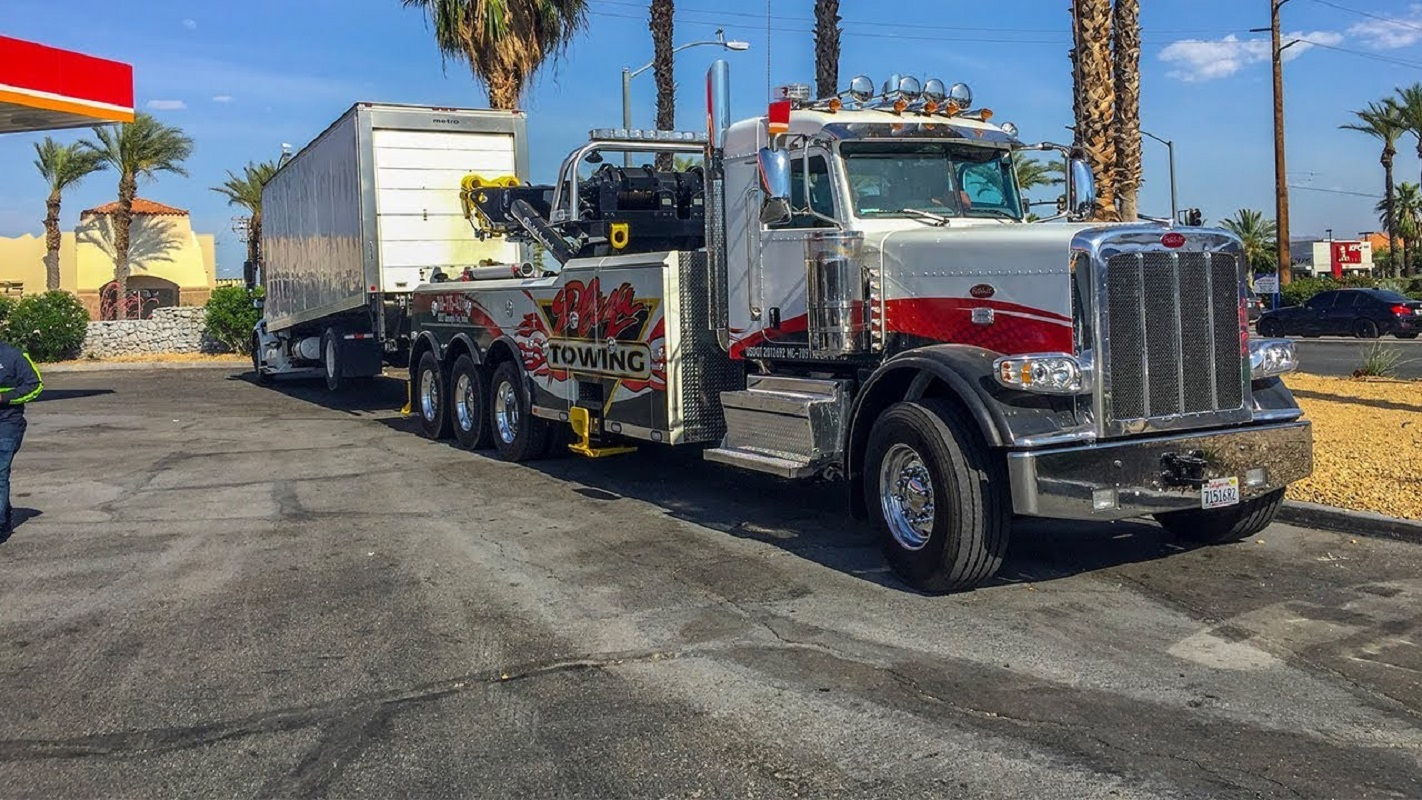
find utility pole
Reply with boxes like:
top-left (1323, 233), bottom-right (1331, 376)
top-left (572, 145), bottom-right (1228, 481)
top-left (1254, 0), bottom-right (1294, 285)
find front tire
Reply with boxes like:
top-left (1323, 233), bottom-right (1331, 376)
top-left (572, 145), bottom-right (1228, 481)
top-left (863, 400), bottom-right (1010, 593)
top-left (1154, 488), bottom-right (1284, 544)
top-left (322, 329), bottom-right (343, 391)
top-left (1257, 318), bottom-right (1284, 338)
top-left (489, 360), bottom-right (549, 462)
top-left (449, 355), bottom-right (492, 450)
top-left (415, 351), bottom-right (451, 440)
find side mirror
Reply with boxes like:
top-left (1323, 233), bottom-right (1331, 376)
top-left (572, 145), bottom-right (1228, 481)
top-left (757, 146), bottom-right (792, 225)
top-left (1068, 158), bottom-right (1097, 218)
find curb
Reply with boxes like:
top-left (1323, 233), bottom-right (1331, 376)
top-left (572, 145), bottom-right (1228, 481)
top-left (1279, 500), bottom-right (1422, 543)
top-left (41, 360), bottom-right (248, 374)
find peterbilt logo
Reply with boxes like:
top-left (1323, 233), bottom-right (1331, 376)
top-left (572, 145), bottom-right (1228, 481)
top-left (969, 283), bottom-right (996, 299)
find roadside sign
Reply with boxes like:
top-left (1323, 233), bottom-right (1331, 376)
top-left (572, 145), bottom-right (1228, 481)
top-left (1255, 275), bottom-right (1279, 295)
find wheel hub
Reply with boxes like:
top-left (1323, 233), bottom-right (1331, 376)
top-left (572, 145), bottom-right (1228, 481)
top-left (420, 369), bottom-right (438, 422)
top-left (879, 443), bottom-right (936, 550)
top-left (454, 373), bottom-right (474, 432)
top-left (495, 380), bottom-right (519, 444)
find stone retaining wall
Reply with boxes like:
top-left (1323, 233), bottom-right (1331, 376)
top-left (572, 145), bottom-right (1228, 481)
top-left (82, 306), bottom-right (227, 358)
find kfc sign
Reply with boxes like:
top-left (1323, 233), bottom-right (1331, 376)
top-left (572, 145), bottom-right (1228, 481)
top-left (1330, 241), bottom-right (1363, 278)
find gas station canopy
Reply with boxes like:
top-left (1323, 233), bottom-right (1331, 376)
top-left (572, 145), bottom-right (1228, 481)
top-left (0, 35), bottom-right (133, 134)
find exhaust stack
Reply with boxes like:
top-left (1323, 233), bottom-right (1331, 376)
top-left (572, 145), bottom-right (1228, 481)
top-left (705, 60), bottom-right (731, 351)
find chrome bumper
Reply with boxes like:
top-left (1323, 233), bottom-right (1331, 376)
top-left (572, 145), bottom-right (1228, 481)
top-left (1007, 421), bottom-right (1312, 520)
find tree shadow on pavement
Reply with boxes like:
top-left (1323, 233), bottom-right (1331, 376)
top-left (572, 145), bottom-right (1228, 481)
top-left (376, 413), bottom-right (1197, 594)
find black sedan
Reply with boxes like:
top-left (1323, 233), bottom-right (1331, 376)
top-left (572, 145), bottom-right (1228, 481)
top-left (1258, 288), bottom-right (1422, 339)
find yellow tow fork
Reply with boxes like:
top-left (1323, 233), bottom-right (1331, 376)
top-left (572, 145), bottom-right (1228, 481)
top-left (567, 406), bottom-right (636, 458)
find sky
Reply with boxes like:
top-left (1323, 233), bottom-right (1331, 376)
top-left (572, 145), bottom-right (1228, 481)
top-left (4, 0), bottom-right (1422, 277)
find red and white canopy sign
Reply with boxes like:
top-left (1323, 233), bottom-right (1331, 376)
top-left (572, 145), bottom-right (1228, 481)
top-left (0, 36), bottom-right (133, 134)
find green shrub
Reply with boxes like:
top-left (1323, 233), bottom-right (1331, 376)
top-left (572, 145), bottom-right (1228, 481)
top-left (203, 285), bottom-right (262, 354)
top-left (5, 291), bottom-right (88, 362)
top-left (0, 296), bottom-right (18, 333)
top-left (1278, 274), bottom-right (1378, 306)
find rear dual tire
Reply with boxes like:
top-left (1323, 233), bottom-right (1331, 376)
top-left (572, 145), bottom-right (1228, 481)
top-left (415, 351), bottom-right (451, 440)
top-left (489, 361), bottom-right (551, 462)
top-left (450, 355), bottom-right (492, 451)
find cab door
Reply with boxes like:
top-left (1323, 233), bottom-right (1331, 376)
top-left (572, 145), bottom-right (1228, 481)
top-left (751, 150), bottom-right (841, 352)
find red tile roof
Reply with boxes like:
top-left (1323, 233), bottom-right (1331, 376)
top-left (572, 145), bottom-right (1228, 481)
top-left (82, 198), bottom-right (188, 216)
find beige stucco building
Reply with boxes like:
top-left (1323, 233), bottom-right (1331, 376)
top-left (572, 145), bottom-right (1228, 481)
top-left (0, 198), bottom-right (216, 318)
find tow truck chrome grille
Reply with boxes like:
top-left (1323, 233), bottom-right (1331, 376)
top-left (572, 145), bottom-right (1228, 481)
top-left (1102, 251), bottom-right (1245, 431)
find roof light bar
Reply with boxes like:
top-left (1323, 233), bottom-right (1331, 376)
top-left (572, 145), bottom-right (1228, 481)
top-left (588, 128), bottom-right (708, 144)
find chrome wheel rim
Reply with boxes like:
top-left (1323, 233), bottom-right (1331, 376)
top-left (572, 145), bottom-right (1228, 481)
top-left (879, 443), bottom-right (936, 551)
top-left (420, 368), bottom-right (438, 422)
top-left (325, 339), bottom-right (336, 378)
top-left (454, 373), bottom-right (474, 432)
top-left (494, 380), bottom-right (519, 444)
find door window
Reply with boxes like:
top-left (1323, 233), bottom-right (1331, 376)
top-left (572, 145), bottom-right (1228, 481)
top-left (1304, 292), bottom-right (1336, 310)
top-left (770, 154), bottom-right (836, 229)
top-left (1332, 293), bottom-right (1357, 309)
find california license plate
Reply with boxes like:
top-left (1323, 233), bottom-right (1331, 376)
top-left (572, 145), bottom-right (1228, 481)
top-left (1201, 477), bottom-right (1240, 510)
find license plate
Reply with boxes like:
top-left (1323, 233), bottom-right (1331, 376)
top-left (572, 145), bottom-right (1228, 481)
top-left (1202, 477), bottom-right (1240, 510)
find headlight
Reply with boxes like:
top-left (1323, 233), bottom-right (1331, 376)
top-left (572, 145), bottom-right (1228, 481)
top-left (993, 353), bottom-right (1090, 395)
top-left (1249, 338), bottom-right (1297, 379)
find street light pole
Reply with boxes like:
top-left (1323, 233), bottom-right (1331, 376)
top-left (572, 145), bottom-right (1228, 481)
top-left (1141, 130), bottom-right (1177, 223)
top-left (620, 29), bottom-right (749, 166)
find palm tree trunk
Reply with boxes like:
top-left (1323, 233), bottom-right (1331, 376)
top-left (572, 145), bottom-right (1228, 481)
top-left (249, 210), bottom-right (262, 267)
top-left (1111, 0), bottom-right (1141, 220)
top-left (43, 189), bottom-right (63, 292)
top-left (650, 0), bottom-right (674, 170)
top-left (113, 172), bottom-right (136, 319)
top-left (813, 0), bottom-right (841, 100)
top-left (1383, 150), bottom-right (1398, 278)
top-left (483, 65), bottom-right (522, 110)
top-left (1072, 0), bottom-right (1117, 221)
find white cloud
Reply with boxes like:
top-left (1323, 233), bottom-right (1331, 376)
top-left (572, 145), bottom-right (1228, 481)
top-left (211, 95), bottom-right (234, 103)
top-left (1159, 31), bottom-right (1342, 82)
top-left (1348, 5), bottom-right (1422, 49)
top-left (146, 99), bottom-right (188, 111)
top-left (182, 18), bottom-right (197, 30)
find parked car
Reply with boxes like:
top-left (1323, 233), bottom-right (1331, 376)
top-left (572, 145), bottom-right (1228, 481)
top-left (1257, 288), bottom-right (1422, 339)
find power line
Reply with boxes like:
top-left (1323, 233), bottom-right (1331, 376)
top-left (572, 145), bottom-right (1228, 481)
top-left (1308, 0), bottom-right (1422, 35)
top-left (592, 0), bottom-right (1247, 36)
top-left (1289, 184), bottom-right (1382, 199)
top-left (1297, 38), bottom-right (1422, 70)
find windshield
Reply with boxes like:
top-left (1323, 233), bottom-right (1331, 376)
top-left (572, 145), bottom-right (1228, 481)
top-left (841, 141), bottom-right (1023, 220)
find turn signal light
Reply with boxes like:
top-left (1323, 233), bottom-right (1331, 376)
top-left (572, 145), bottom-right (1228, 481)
top-left (827, 97), bottom-right (843, 112)
top-left (993, 353), bottom-right (1090, 395)
top-left (893, 99), bottom-right (909, 113)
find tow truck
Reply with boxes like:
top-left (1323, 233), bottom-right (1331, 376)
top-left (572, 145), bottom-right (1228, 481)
top-left (404, 64), bottom-right (1312, 591)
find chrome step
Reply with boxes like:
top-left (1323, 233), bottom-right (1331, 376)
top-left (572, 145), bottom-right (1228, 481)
top-left (703, 375), bottom-right (850, 478)
top-left (703, 447), bottom-right (815, 479)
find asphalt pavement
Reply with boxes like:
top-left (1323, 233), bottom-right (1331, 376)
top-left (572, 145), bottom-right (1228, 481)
top-left (1288, 335), bottom-right (1422, 379)
top-left (2, 369), bottom-right (1420, 798)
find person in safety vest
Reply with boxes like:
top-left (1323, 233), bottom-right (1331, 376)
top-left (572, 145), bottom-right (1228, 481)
top-left (0, 341), bottom-right (41, 534)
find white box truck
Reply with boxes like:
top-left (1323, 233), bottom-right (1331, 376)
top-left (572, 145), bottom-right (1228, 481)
top-left (252, 102), bottom-right (528, 388)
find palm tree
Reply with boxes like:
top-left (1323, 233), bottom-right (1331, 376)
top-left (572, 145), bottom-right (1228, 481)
top-left (1071, 0), bottom-right (1117, 220)
top-left (1220, 209), bottom-right (1278, 273)
top-left (1013, 152), bottom-right (1065, 191)
top-left (813, 0), bottom-right (841, 100)
top-left (650, 0), bottom-right (674, 170)
top-left (401, 0), bottom-right (589, 109)
top-left (32, 138), bottom-right (106, 291)
top-left (1393, 182), bottom-right (1422, 277)
top-left (211, 160), bottom-right (278, 267)
top-left (1111, 0), bottom-right (1141, 220)
top-left (83, 113), bottom-right (194, 318)
top-left (1343, 100), bottom-right (1406, 277)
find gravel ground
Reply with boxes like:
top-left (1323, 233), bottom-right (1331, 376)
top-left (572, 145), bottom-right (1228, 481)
top-left (2, 369), bottom-right (1420, 798)
top-left (1286, 373), bottom-right (1422, 519)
